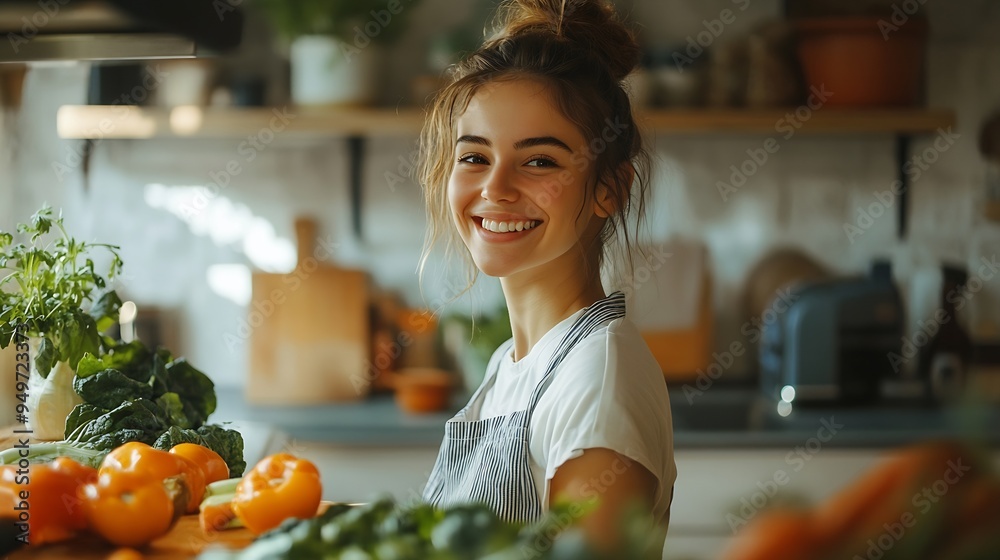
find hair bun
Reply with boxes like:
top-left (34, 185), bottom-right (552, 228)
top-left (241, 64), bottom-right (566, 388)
top-left (491, 0), bottom-right (640, 82)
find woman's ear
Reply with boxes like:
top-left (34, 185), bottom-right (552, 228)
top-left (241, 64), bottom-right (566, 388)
top-left (593, 164), bottom-right (634, 218)
top-left (593, 184), bottom-right (614, 218)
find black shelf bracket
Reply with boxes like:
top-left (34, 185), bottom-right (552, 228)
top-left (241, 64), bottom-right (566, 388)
top-left (347, 135), bottom-right (365, 239)
top-left (896, 134), bottom-right (912, 239)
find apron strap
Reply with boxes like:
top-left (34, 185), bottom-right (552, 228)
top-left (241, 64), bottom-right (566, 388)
top-left (454, 338), bottom-right (514, 419)
top-left (523, 291), bottom-right (627, 423)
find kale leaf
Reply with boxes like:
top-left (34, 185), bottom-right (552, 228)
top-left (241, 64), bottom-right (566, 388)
top-left (161, 358), bottom-right (217, 428)
top-left (76, 340), bottom-right (152, 382)
top-left (73, 368), bottom-right (153, 409)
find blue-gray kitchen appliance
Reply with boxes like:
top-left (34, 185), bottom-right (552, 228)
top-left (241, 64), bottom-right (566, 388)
top-left (759, 261), bottom-right (904, 405)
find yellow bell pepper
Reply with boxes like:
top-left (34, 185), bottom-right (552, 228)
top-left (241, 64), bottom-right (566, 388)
top-left (231, 453), bottom-right (322, 535)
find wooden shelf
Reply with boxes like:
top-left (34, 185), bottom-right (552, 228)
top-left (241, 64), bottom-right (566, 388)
top-left (639, 108), bottom-right (955, 135)
top-left (55, 104), bottom-right (956, 241)
top-left (56, 105), bottom-right (955, 140)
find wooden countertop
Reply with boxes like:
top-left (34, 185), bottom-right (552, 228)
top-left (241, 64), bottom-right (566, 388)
top-left (8, 515), bottom-right (254, 559)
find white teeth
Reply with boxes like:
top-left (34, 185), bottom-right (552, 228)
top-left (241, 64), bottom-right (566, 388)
top-left (481, 219), bottom-right (538, 233)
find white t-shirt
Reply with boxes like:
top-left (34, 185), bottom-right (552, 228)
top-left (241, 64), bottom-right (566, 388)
top-left (471, 306), bottom-right (676, 525)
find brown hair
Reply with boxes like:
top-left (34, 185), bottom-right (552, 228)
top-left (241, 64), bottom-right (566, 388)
top-left (417, 0), bottom-right (651, 300)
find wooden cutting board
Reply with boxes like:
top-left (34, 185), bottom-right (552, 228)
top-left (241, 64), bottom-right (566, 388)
top-left (7, 503), bottom-right (342, 559)
top-left (7, 514), bottom-right (254, 559)
top-left (246, 217), bottom-right (370, 404)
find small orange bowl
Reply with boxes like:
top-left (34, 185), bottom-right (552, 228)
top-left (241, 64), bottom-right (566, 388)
top-left (392, 368), bottom-right (455, 413)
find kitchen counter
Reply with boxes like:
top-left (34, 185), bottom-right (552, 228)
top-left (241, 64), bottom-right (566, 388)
top-left (213, 388), bottom-right (462, 446)
top-left (214, 387), bottom-right (1000, 449)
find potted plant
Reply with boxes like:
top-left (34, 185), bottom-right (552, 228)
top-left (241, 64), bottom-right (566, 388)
top-left (442, 304), bottom-right (512, 392)
top-left (253, 0), bottom-right (422, 106)
top-left (0, 206), bottom-right (123, 440)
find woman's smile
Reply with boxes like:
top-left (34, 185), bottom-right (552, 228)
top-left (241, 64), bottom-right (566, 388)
top-left (472, 215), bottom-right (544, 242)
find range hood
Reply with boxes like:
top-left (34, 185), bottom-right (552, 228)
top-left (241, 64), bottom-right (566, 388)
top-left (0, 0), bottom-right (243, 63)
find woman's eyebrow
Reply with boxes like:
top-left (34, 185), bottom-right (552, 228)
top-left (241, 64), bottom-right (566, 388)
top-left (514, 136), bottom-right (573, 153)
top-left (457, 135), bottom-right (491, 147)
top-left (456, 135), bottom-right (573, 154)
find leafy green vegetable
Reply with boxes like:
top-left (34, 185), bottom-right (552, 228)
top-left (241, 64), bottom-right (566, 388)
top-left (197, 498), bottom-right (658, 560)
top-left (33, 338), bottom-right (55, 381)
top-left (77, 340), bottom-right (151, 381)
top-left (199, 498), bottom-right (663, 560)
top-left (73, 368), bottom-right (154, 409)
top-left (162, 358), bottom-right (217, 427)
top-left (89, 289), bottom-right (124, 333)
top-left (156, 392), bottom-right (192, 428)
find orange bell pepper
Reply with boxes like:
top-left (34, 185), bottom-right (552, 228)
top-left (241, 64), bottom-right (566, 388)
top-left (170, 443), bottom-right (229, 485)
top-left (0, 457), bottom-right (97, 544)
top-left (99, 442), bottom-right (206, 514)
top-left (81, 470), bottom-right (186, 548)
top-left (231, 453), bottom-right (322, 535)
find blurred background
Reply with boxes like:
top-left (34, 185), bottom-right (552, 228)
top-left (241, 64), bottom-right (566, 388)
top-left (1, 0), bottom-right (999, 558)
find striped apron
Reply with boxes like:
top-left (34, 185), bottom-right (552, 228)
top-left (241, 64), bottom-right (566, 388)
top-left (422, 292), bottom-right (627, 523)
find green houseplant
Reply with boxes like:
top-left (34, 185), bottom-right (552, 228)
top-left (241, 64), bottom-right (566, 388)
top-left (253, 0), bottom-right (423, 106)
top-left (0, 206), bottom-right (123, 440)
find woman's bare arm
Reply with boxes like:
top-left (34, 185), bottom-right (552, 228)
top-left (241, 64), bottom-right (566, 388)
top-left (548, 447), bottom-right (659, 553)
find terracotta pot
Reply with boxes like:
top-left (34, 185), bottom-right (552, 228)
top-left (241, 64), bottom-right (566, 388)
top-left (795, 17), bottom-right (928, 106)
top-left (392, 368), bottom-right (454, 414)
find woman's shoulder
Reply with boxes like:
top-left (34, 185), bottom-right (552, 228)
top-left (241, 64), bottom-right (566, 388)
top-left (542, 315), bottom-right (668, 406)
top-left (564, 315), bottom-right (660, 370)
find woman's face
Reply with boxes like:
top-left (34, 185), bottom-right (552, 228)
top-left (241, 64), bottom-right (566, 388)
top-left (448, 79), bottom-right (606, 280)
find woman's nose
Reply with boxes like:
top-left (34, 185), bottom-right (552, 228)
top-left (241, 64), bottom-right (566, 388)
top-left (480, 166), bottom-right (518, 202)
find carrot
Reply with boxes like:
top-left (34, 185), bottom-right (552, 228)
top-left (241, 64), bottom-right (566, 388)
top-left (816, 441), bottom-right (977, 540)
top-left (720, 509), bottom-right (821, 560)
top-left (199, 497), bottom-right (239, 534)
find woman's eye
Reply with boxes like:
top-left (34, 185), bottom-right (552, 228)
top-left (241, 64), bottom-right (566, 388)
top-left (526, 157), bottom-right (558, 168)
top-left (458, 154), bottom-right (488, 165)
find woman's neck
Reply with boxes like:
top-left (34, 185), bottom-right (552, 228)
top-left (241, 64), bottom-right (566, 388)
top-left (500, 250), bottom-right (607, 363)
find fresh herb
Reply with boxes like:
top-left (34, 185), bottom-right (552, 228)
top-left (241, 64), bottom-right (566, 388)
top-left (0, 205), bottom-right (123, 372)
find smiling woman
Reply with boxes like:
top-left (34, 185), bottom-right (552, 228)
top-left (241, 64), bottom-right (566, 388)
top-left (416, 0), bottom-right (675, 555)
